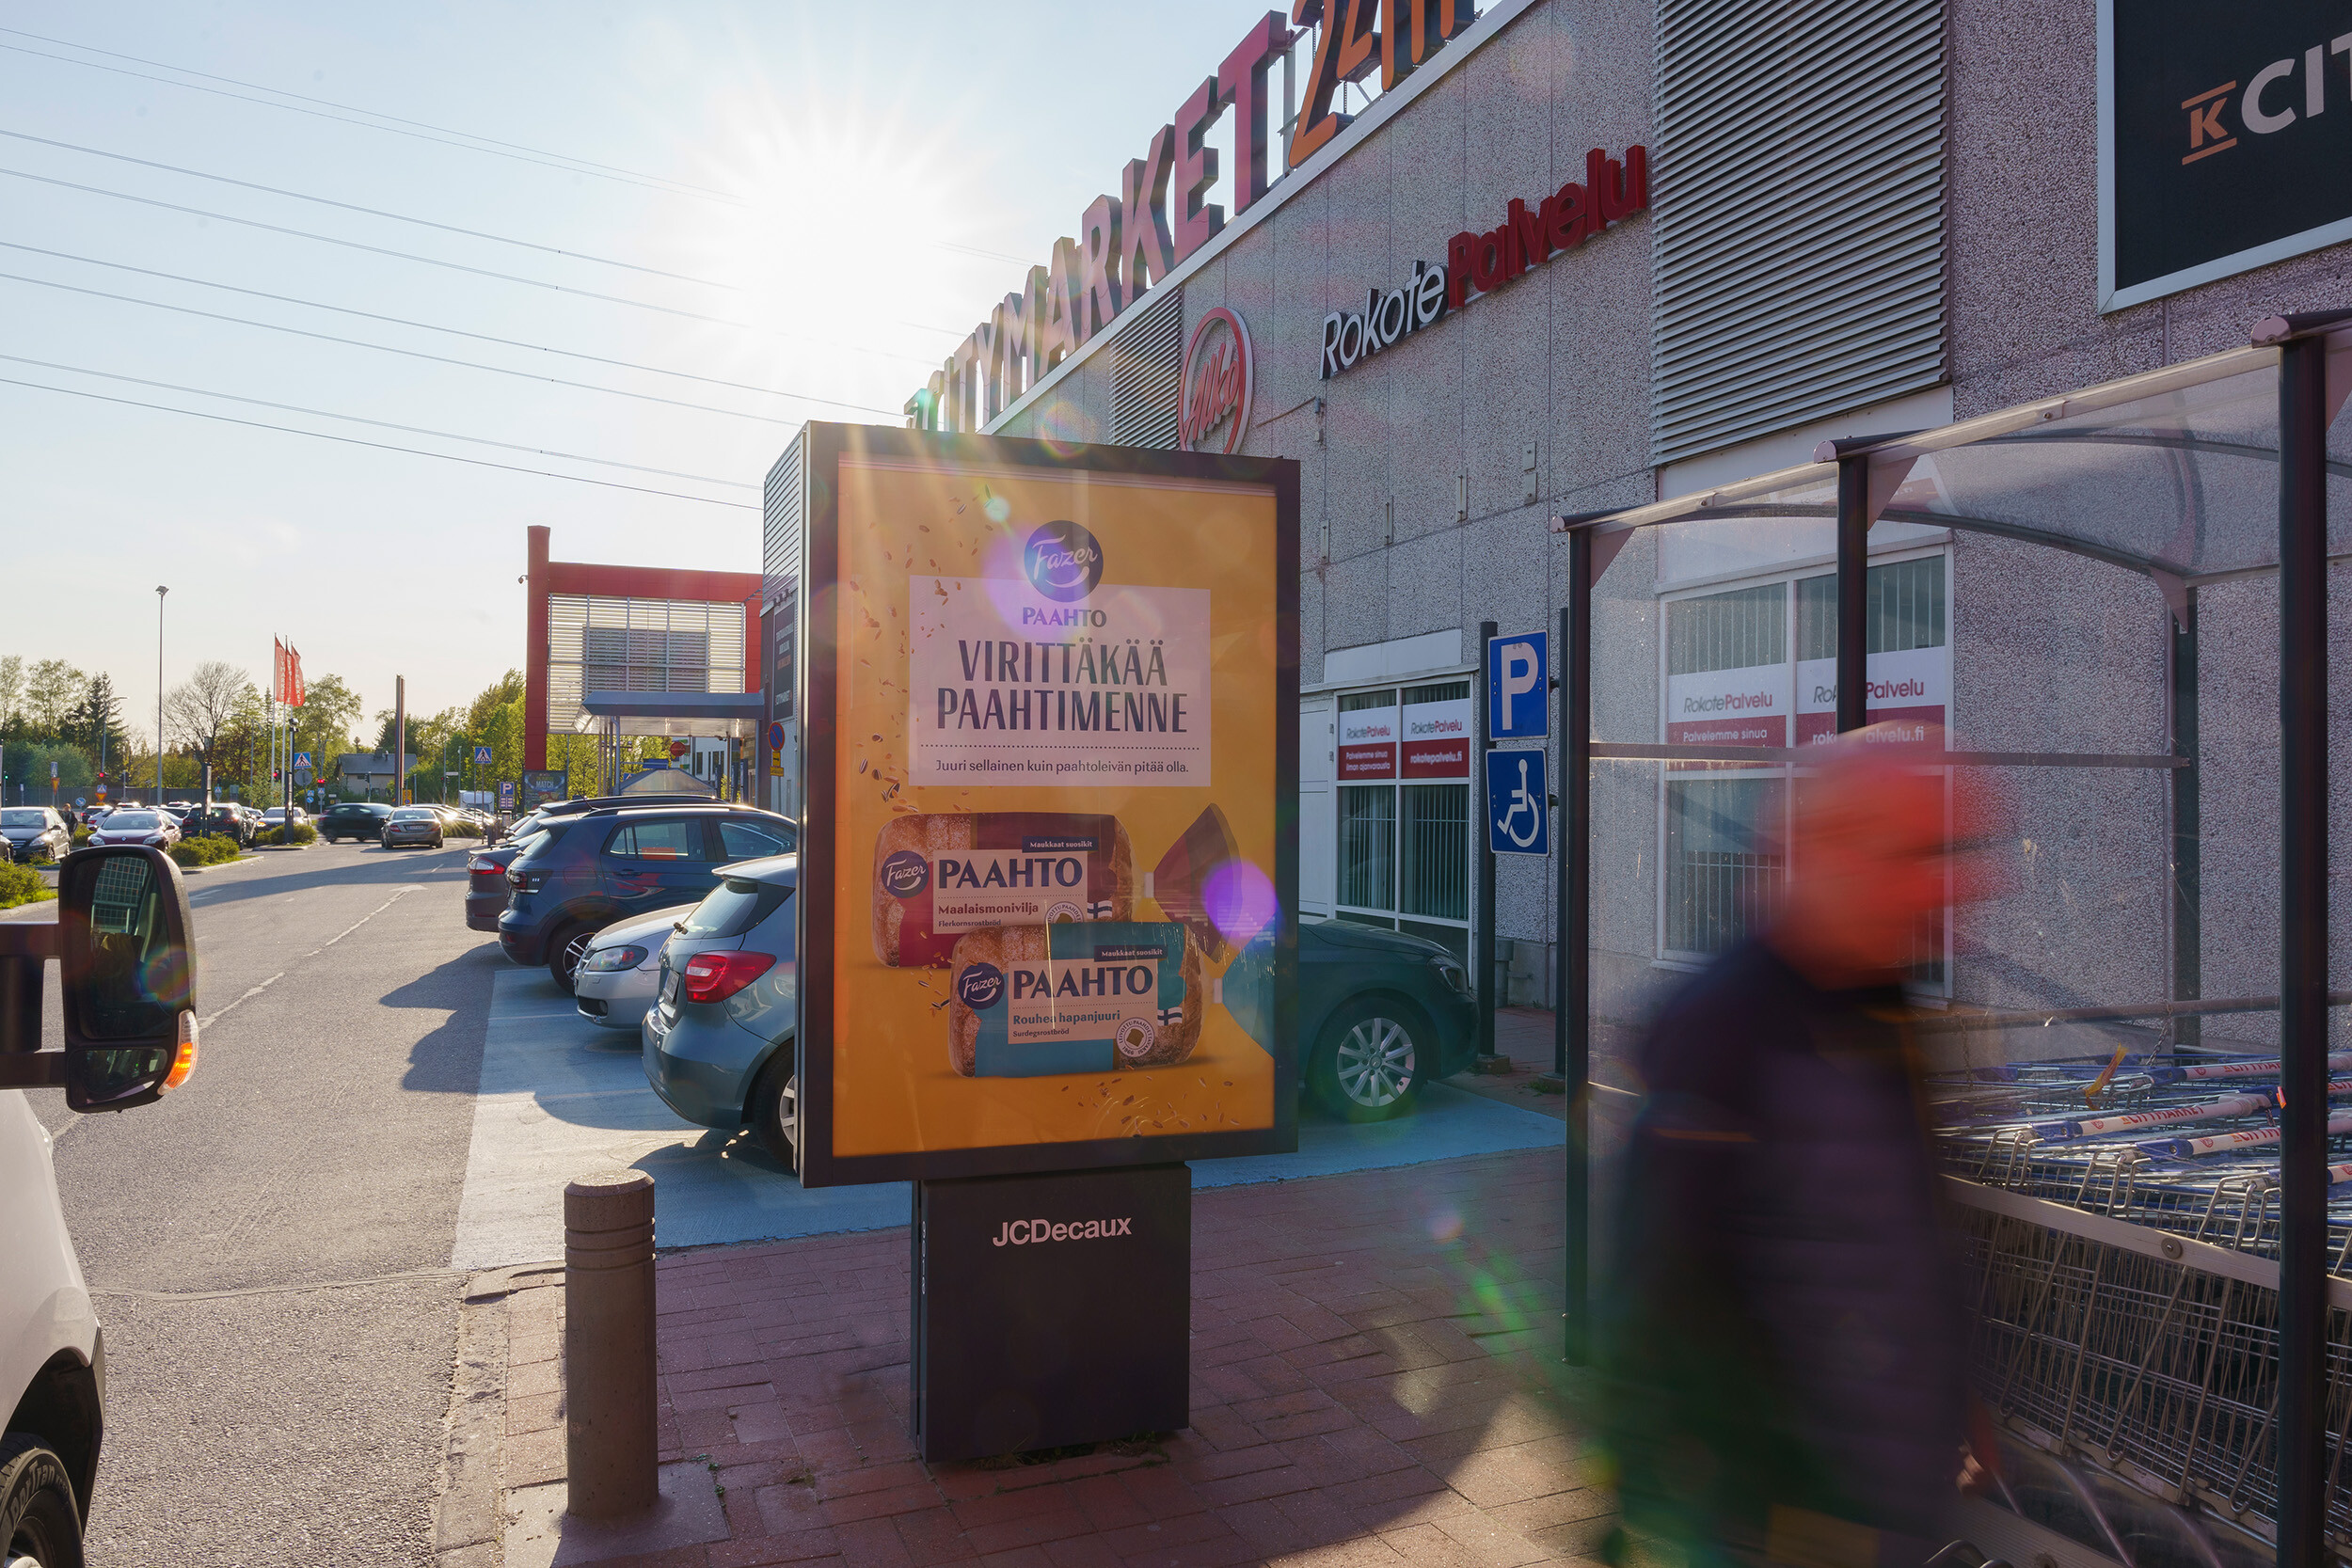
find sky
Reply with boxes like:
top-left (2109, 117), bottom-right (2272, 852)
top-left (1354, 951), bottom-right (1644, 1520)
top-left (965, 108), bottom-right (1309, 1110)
top-left (0, 1), bottom-right (1295, 737)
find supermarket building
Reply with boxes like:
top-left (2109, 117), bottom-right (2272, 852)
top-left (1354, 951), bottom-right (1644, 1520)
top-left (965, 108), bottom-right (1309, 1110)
top-left (842, 0), bottom-right (2352, 1030)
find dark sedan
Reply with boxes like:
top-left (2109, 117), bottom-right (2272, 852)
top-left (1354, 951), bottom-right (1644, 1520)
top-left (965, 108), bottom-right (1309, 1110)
top-left (319, 801), bottom-right (393, 844)
top-left (1223, 918), bottom-right (1477, 1120)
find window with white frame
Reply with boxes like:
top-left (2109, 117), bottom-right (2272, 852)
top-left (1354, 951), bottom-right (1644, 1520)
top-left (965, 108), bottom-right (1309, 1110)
top-left (1658, 549), bottom-right (1951, 981)
top-left (1332, 680), bottom-right (1473, 959)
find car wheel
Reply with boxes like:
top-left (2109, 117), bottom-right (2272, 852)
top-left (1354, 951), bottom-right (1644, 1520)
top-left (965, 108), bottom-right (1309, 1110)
top-left (549, 924), bottom-right (596, 993)
top-left (1310, 999), bottom-right (1429, 1122)
top-left (0, 1433), bottom-right (85, 1568)
top-left (751, 1053), bottom-right (798, 1167)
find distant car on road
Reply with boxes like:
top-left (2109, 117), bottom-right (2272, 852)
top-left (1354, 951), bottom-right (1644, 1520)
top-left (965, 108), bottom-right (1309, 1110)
top-left (641, 853), bottom-right (800, 1162)
top-left (381, 806), bottom-right (446, 849)
top-left (261, 805), bottom-right (310, 830)
top-left (87, 809), bottom-right (180, 849)
top-left (318, 801), bottom-right (392, 844)
top-left (0, 807), bottom-right (71, 863)
top-left (498, 805), bottom-right (798, 990)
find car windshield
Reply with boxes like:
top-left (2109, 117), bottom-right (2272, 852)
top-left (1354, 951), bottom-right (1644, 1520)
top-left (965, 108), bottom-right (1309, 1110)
top-left (0, 810), bottom-right (44, 827)
top-left (392, 808), bottom-right (437, 819)
top-left (107, 813), bottom-right (159, 830)
top-left (677, 877), bottom-right (789, 939)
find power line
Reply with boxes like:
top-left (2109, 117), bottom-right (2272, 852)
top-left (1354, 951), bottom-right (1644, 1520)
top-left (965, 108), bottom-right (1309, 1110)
top-left (0, 376), bottom-right (757, 509)
top-left (0, 33), bottom-right (740, 204)
top-left (0, 240), bottom-right (946, 373)
top-left (0, 166), bottom-right (755, 327)
top-left (0, 128), bottom-right (739, 290)
top-left (0, 269), bottom-right (899, 420)
top-left (0, 353), bottom-right (756, 488)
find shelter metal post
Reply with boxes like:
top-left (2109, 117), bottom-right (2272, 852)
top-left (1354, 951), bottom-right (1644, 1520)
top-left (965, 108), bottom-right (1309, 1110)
top-left (1558, 546), bottom-right (1592, 1364)
top-left (2170, 595), bottom-right (2201, 1053)
top-left (1476, 619), bottom-right (1498, 1064)
top-left (1835, 457), bottom-right (1869, 734)
top-left (2274, 330), bottom-right (2330, 1568)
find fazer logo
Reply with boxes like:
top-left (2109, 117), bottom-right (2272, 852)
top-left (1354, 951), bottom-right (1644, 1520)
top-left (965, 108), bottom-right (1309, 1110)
top-left (992, 1215), bottom-right (1135, 1246)
top-left (956, 962), bottom-right (1005, 1010)
top-left (1179, 307), bottom-right (1253, 454)
top-left (1023, 520), bottom-right (1104, 601)
top-left (882, 848), bottom-right (930, 898)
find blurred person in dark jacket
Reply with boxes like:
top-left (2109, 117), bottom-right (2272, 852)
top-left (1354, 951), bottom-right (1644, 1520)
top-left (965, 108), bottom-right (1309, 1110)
top-left (1598, 728), bottom-right (2000, 1568)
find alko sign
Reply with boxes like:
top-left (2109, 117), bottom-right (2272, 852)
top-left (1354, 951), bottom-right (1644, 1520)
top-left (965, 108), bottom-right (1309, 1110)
top-left (1179, 307), bottom-right (1254, 453)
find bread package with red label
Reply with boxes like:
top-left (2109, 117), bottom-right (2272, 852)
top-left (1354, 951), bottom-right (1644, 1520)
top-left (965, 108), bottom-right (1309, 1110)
top-left (946, 921), bottom-right (1203, 1077)
top-left (871, 813), bottom-right (1135, 967)
top-left (1143, 804), bottom-right (1244, 963)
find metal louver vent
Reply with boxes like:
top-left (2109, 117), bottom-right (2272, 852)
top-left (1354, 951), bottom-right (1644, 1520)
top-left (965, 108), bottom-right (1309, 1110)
top-left (762, 432), bottom-right (804, 616)
top-left (1650, 0), bottom-right (1947, 467)
top-left (1109, 287), bottom-right (1184, 448)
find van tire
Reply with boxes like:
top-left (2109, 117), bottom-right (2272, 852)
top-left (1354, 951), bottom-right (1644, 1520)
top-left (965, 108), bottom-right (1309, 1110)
top-left (0, 1434), bottom-right (85, 1568)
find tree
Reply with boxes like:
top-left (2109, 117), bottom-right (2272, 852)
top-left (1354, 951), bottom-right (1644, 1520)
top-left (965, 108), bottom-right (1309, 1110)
top-left (164, 661), bottom-right (258, 796)
top-left (0, 656), bottom-right (22, 729)
top-left (2, 742), bottom-right (92, 805)
top-left (24, 659), bottom-right (86, 734)
top-left (72, 674), bottom-right (130, 775)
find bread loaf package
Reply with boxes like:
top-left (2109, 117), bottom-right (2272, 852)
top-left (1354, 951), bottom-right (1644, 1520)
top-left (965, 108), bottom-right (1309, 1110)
top-left (871, 813), bottom-right (1134, 967)
top-left (946, 921), bottom-right (1202, 1077)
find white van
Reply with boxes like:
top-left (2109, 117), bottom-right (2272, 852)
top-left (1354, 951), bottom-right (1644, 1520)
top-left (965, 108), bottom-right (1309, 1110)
top-left (0, 847), bottom-right (198, 1564)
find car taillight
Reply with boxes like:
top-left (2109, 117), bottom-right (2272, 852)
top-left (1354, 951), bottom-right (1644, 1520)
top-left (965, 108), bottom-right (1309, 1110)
top-left (507, 866), bottom-right (542, 893)
top-left (682, 950), bottom-right (774, 1005)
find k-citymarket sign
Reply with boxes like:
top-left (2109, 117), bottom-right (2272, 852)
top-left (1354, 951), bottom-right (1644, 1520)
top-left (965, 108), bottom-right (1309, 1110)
top-left (905, 0), bottom-right (1487, 435)
top-left (2100, 0), bottom-right (2352, 309)
top-left (1322, 146), bottom-right (1647, 378)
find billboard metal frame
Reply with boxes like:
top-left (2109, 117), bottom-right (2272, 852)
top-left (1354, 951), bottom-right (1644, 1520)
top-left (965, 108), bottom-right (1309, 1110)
top-left (791, 422), bottom-right (1302, 1188)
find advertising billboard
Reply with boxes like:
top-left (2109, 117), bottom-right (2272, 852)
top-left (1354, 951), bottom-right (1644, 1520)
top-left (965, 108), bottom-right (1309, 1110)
top-left (790, 424), bottom-right (1298, 1186)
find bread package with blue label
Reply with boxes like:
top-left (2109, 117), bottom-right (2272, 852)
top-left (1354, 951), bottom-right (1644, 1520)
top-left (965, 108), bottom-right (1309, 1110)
top-left (946, 921), bottom-right (1204, 1077)
top-left (871, 812), bottom-right (1136, 968)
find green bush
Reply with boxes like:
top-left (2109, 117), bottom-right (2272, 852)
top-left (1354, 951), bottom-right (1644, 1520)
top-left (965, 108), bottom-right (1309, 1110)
top-left (168, 834), bottom-right (241, 867)
top-left (257, 822), bottom-right (319, 847)
top-left (0, 861), bottom-right (50, 910)
top-left (71, 826), bottom-right (91, 847)
top-left (447, 819), bottom-right (483, 839)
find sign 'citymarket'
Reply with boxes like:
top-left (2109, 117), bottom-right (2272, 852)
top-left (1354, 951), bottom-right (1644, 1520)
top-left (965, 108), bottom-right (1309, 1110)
top-left (904, 0), bottom-right (1489, 436)
top-left (1323, 147), bottom-right (1648, 377)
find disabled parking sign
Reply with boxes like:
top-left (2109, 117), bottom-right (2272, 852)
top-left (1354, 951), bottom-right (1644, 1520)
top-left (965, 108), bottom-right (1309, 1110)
top-left (1485, 748), bottom-right (1549, 856)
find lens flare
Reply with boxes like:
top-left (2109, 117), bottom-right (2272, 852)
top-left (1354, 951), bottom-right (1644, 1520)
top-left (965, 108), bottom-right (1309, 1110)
top-left (1427, 1204), bottom-right (1464, 1243)
top-left (1200, 860), bottom-right (1277, 950)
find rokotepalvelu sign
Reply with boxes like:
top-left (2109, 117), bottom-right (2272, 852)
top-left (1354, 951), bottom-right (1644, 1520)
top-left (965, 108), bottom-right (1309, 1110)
top-left (2101, 0), bottom-right (2352, 309)
top-left (789, 424), bottom-right (1299, 1186)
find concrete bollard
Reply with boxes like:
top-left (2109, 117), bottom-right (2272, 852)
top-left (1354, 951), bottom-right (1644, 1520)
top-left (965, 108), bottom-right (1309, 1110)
top-left (564, 1170), bottom-right (658, 1518)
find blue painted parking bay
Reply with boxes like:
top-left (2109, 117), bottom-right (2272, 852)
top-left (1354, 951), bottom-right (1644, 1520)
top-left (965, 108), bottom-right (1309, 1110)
top-left (450, 968), bottom-right (1565, 1271)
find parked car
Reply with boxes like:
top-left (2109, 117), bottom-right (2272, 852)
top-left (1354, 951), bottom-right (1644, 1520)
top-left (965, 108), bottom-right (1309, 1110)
top-left (641, 853), bottom-right (800, 1162)
top-left (317, 801), bottom-right (392, 844)
top-left (87, 810), bottom-right (180, 850)
top-left (261, 805), bottom-right (309, 830)
top-left (176, 803), bottom-right (257, 847)
top-left (1223, 917), bottom-right (1477, 1120)
top-left (574, 895), bottom-right (753, 1034)
top-left (381, 806), bottom-right (445, 848)
top-left (498, 805), bottom-right (798, 990)
top-left (0, 808), bottom-right (71, 863)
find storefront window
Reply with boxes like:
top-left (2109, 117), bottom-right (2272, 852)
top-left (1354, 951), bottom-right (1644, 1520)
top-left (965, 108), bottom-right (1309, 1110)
top-left (1659, 551), bottom-right (1949, 976)
top-left (1330, 681), bottom-right (1471, 958)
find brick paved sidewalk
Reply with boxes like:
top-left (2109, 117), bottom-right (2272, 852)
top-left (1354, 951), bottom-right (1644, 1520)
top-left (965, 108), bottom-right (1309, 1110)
top-left (443, 1148), bottom-right (1605, 1568)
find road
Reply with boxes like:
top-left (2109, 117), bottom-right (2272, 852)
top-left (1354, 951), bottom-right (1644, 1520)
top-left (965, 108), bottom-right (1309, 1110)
top-left (17, 838), bottom-right (488, 1568)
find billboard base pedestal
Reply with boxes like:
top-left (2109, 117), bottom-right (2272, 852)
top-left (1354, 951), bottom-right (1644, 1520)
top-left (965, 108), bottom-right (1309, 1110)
top-left (910, 1164), bottom-right (1190, 1465)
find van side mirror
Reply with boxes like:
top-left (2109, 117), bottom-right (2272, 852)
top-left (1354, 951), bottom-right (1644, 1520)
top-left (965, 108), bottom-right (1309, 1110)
top-left (0, 845), bottom-right (199, 1111)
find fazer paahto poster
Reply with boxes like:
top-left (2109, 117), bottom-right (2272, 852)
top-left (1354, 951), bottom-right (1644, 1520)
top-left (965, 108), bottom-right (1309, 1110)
top-left (789, 424), bottom-right (1298, 1187)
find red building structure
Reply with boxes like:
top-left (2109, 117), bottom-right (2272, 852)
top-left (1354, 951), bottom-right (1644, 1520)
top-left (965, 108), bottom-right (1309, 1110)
top-left (522, 524), bottom-right (763, 772)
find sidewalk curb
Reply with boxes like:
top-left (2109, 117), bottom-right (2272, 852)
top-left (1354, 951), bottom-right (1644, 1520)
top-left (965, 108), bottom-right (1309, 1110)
top-left (435, 1262), bottom-right (564, 1566)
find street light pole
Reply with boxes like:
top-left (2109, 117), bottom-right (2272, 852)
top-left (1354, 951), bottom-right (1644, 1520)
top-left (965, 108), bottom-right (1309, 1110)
top-left (154, 586), bottom-right (168, 805)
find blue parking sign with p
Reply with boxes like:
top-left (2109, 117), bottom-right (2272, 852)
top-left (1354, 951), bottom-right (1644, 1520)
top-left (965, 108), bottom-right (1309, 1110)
top-left (1486, 749), bottom-right (1549, 856)
top-left (1487, 632), bottom-right (1547, 738)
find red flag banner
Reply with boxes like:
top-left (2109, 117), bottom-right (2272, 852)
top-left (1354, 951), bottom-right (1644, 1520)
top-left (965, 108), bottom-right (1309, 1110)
top-left (272, 638), bottom-right (285, 705)
top-left (290, 645), bottom-right (305, 707)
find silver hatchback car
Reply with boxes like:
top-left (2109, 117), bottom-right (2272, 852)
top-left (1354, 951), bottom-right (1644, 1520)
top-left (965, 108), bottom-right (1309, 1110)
top-left (641, 854), bottom-right (797, 1164)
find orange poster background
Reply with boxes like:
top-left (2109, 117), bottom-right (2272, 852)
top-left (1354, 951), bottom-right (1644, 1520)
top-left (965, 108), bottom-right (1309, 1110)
top-left (829, 456), bottom-right (1282, 1158)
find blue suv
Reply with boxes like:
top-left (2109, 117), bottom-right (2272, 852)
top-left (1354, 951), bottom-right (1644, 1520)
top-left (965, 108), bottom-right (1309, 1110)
top-left (495, 804), bottom-right (798, 990)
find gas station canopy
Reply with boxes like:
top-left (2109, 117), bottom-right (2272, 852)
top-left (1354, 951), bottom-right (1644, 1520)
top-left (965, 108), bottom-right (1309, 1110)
top-left (572, 689), bottom-right (765, 738)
